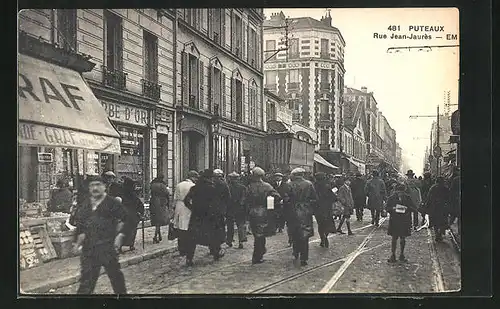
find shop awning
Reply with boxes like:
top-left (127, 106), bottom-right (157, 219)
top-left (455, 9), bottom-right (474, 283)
top-left (314, 153), bottom-right (338, 169)
top-left (18, 54), bottom-right (121, 154)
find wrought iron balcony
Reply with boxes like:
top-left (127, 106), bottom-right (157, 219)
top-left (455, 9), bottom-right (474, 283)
top-left (102, 66), bottom-right (127, 90)
top-left (141, 79), bottom-right (161, 101)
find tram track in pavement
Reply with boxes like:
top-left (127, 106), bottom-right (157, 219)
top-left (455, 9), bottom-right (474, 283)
top-left (249, 218), bottom-right (389, 294)
top-left (148, 221), bottom-right (378, 293)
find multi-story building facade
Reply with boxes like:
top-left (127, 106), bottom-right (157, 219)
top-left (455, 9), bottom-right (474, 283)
top-left (429, 115), bottom-right (457, 177)
top-left (18, 9), bottom-right (176, 200)
top-left (175, 8), bottom-right (265, 179)
top-left (263, 11), bottom-right (346, 168)
top-left (341, 96), bottom-right (368, 174)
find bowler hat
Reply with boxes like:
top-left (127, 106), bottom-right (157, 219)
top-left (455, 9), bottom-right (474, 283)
top-left (406, 169), bottom-right (414, 176)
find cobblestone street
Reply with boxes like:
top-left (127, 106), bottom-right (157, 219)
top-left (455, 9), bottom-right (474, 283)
top-left (41, 211), bottom-right (460, 294)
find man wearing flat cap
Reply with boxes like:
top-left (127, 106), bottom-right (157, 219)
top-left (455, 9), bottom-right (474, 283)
top-left (271, 172), bottom-right (289, 235)
top-left (285, 167), bottom-right (319, 266)
top-left (72, 175), bottom-right (128, 294)
top-left (365, 170), bottom-right (387, 226)
top-left (244, 167), bottom-right (281, 264)
top-left (226, 172), bottom-right (248, 249)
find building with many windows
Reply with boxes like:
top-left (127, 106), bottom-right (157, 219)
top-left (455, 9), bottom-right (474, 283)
top-left (175, 9), bottom-right (265, 178)
top-left (263, 11), bottom-right (346, 168)
top-left (18, 9), bottom-right (176, 202)
top-left (341, 97), bottom-right (368, 174)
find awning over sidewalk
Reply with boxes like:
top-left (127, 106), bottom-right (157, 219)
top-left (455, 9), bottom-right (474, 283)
top-left (18, 54), bottom-right (121, 154)
top-left (314, 153), bottom-right (338, 169)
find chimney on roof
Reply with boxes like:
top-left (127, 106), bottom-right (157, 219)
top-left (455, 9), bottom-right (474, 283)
top-left (271, 11), bottom-right (285, 21)
top-left (322, 9), bottom-right (332, 27)
top-left (361, 86), bottom-right (367, 92)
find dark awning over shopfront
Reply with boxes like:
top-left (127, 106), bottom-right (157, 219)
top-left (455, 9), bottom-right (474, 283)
top-left (314, 153), bottom-right (338, 170)
top-left (18, 54), bottom-right (121, 154)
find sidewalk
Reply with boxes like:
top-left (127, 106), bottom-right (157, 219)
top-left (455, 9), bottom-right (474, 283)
top-left (20, 225), bottom-right (177, 294)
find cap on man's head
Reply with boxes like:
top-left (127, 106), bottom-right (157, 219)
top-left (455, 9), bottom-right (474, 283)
top-left (213, 169), bottom-right (224, 176)
top-left (228, 172), bottom-right (240, 178)
top-left (372, 170), bottom-right (379, 176)
top-left (103, 171), bottom-right (116, 178)
top-left (291, 167), bottom-right (306, 175)
top-left (87, 175), bottom-right (105, 184)
top-left (274, 172), bottom-right (284, 177)
top-left (187, 170), bottom-right (200, 179)
top-left (251, 167), bottom-right (265, 176)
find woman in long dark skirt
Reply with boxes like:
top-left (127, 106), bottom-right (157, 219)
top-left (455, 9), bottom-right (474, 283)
top-left (120, 177), bottom-right (145, 252)
top-left (150, 175), bottom-right (170, 243)
top-left (313, 172), bottom-right (337, 248)
top-left (385, 183), bottom-right (415, 263)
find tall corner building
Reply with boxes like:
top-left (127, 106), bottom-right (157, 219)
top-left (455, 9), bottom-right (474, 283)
top-left (263, 11), bottom-right (346, 167)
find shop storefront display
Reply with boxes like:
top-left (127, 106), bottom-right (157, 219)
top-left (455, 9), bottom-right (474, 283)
top-left (18, 37), bottom-right (121, 266)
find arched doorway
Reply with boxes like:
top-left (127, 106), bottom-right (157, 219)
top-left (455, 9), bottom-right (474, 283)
top-left (182, 130), bottom-right (205, 176)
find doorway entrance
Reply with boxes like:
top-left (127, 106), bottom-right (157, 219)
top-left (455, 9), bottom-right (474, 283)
top-left (182, 131), bottom-right (205, 177)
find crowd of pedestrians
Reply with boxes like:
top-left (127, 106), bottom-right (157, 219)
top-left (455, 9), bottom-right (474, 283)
top-left (66, 165), bottom-right (460, 294)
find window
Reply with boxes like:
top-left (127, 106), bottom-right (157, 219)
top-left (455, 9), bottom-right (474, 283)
top-left (320, 69), bottom-right (329, 90)
top-left (320, 130), bottom-right (329, 146)
top-left (234, 79), bottom-right (243, 122)
top-left (57, 9), bottom-right (77, 50)
top-left (248, 85), bottom-right (258, 126)
top-left (188, 55), bottom-right (199, 108)
top-left (248, 27), bottom-right (257, 67)
top-left (265, 40), bottom-right (276, 61)
top-left (211, 9), bottom-right (223, 44)
top-left (320, 100), bottom-right (329, 119)
top-left (291, 100), bottom-right (301, 121)
top-left (264, 71), bottom-right (277, 89)
top-left (234, 14), bottom-right (243, 56)
top-left (289, 69), bottom-right (299, 83)
top-left (143, 31), bottom-right (158, 83)
top-left (267, 102), bottom-right (277, 121)
top-left (321, 39), bottom-right (329, 58)
top-left (104, 11), bottom-right (123, 72)
top-left (301, 45), bottom-right (310, 49)
top-left (301, 39), bottom-right (310, 43)
top-left (210, 66), bottom-right (223, 115)
top-left (288, 38), bottom-right (299, 59)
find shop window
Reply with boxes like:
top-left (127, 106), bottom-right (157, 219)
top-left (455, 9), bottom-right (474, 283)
top-left (116, 125), bottom-right (145, 199)
top-left (57, 9), bottom-right (77, 51)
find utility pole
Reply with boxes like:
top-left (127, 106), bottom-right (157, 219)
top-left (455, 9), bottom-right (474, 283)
top-left (263, 17), bottom-right (292, 63)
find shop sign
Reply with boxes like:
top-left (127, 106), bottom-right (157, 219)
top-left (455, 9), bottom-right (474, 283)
top-left (19, 121), bottom-right (121, 154)
top-left (287, 62), bottom-right (300, 69)
top-left (101, 101), bottom-right (149, 127)
top-left (37, 152), bottom-right (53, 163)
top-left (264, 63), bottom-right (277, 70)
top-left (156, 125), bottom-right (169, 135)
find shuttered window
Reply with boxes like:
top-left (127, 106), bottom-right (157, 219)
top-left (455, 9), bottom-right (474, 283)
top-left (143, 30), bottom-right (158, 83)
top-left (57, 9), bottom-right (77, 51)
top-left (104, 11), bottom-right (123, 71)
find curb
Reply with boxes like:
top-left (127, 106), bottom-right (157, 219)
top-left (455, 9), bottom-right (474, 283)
top-left (22, 245), bottom-right (178, 294)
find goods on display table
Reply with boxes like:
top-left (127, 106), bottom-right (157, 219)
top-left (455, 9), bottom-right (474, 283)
top-left (20, 223), bottom-right (57, 270)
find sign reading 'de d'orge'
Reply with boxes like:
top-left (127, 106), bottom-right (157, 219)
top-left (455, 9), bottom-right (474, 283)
top-left (101, 101), bottom-right (149, 127)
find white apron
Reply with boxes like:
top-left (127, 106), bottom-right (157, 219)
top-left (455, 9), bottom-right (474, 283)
top-left (172, 180), bottom-right (195, 231)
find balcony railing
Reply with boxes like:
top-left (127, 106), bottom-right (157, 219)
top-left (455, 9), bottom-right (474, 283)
top-left (141, 79), bottom-right (161, 101)
top-left (102, 66), bottom-right (127, 90)
top-left (288, 82), bottom-right (299, 90)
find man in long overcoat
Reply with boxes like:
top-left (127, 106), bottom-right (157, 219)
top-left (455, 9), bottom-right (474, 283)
top-left (350, 172), bottom-right (366, 221)
top-left (285, 168), bottom-right (318, 266)
top-left (226, 172), bottom-right (248, 249)
top-left (173, 171), bottom-right (199, 256)
top-left (245, 167), bottom-right (281, 264)
top-left (183, 170), bottom-right (225, 266)
top-left (150, 174), bottom-right (170, 243)
top-left (212, 169), bottom-right (232, 246)
top-left (365, 170), bottom-right (387, 226)
top-left (336, 177), bottom-right (355, 235)
top-left (313, 172), bottom-right (336, 247)
top-left (424, 176), bottom-right (450, 242)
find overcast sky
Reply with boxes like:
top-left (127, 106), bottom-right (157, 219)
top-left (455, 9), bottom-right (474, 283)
top-left (264, 8), bottom-right (459, 174)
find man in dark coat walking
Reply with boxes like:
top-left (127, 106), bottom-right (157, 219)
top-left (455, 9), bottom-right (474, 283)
top-left (350, 172), bottom-right (366, 221)
top-left (419, 172), bottom-right (433, 225)
top-left (150, 174), bottom-right (170, 243)
top-left (226, 172), bottom-right (248, 249)
top-left (119, 177), bottom-right (144, 252)
top-left (425, 177), bottom-right (450, 242)
top-left (313, 172), bottom-right (336, 248)
top-left (448, 168), bottom-right (460, 228)
top-left (245, 167), bottom-right (281, 264)
top-left (365, 170), bottom-right (387, 227)
top-left (271, 172), bottom-right (288, 234)
top-left (184, 170), bottom-right (226, 266)
top-left (212, 169), bottom-right (232, 247)
top-left (285, 167), bottom-right (318, 266)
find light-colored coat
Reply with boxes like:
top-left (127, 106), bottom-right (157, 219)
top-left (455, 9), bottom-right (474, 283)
top-left (173, 179), bottom-right (195, 231)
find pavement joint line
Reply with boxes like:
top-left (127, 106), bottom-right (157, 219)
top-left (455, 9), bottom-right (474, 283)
top-left (319, 217), bottom-right (388, 293)
top-left (426, 228), bottom-right (445, 292)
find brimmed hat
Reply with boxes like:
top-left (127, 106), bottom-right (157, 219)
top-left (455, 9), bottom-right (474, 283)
top-left (291, 167), bottom-right (306, 175)
top-left (187, 170), bottom-right (200, 179)
top-left (103, 171), bottom-right (116, 177)
top-left (213, 169), bottom-right (224, 176)
top-left (87, 175), bottom-right (104, 184)
top-left (251, 167), bottom-right (265, 176)
top-left (273, 172), bottom-right (284, 177)
top-left (228, 172), bottom-right (240, 178)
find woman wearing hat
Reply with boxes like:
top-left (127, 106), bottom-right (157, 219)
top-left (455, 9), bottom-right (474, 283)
top-left (386, 182), bottom-right (415, 263)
